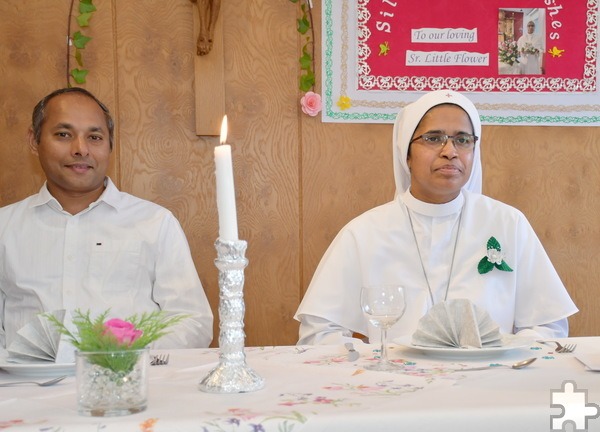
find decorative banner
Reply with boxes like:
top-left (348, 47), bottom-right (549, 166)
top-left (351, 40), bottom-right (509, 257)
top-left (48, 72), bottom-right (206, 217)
top-left (322, 0), bottom-right (600, 126)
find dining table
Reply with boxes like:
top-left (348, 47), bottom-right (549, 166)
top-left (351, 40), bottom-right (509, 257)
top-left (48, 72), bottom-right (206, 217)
top-left (1, 337), bottom-right (599, 432)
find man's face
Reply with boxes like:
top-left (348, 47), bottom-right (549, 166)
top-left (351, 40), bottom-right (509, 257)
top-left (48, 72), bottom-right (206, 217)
top-left (29, 92), bottom-right (111, 201)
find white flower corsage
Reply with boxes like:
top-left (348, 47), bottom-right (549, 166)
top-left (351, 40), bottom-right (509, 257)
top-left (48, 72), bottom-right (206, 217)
top-left (478, 237), bottom-right (513, 274)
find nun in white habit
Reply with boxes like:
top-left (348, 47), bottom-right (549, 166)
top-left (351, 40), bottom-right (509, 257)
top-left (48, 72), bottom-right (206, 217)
top-left (294, 90), bottom-right (578, 345)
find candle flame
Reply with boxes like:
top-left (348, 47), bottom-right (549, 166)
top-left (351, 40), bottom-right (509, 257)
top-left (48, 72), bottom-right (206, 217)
top-left (220, 115), bottom-right (228, 144)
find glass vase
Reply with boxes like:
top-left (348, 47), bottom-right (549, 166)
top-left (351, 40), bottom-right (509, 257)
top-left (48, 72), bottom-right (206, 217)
top-left (76, 348), bottom-right (149, 417)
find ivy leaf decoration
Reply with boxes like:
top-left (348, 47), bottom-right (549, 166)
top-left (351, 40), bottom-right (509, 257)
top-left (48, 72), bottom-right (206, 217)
top-left (297, 16), bottom-right (310, 34)
top-left (299, 46), bottom-right (312, 70)
top-left (299, 71), bottom-right (315, 92)
top-left (77, 12), bottom-right (94, 27)
top-left (75, 49), bottom-right (84, 67)
top-left (478, 236), bottom-right (513, 274)
top-left (72, 31), bottom-right (92, 49)
top-left (71, 68), bottom-right (89, 84)
top-left (289, 0), bottom-right (316, 96)
top-left (67, 1), bottom-right (96, 87)
top-left (79, 0), bottom-right (97, 14)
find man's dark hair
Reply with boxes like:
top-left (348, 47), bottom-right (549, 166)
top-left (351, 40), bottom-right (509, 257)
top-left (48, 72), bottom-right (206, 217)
top-left (31, 87), bottom-right (114, 150)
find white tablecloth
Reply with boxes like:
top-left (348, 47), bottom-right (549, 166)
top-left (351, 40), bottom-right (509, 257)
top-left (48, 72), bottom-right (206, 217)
top-left (1, 337), bottom-right (599, 431)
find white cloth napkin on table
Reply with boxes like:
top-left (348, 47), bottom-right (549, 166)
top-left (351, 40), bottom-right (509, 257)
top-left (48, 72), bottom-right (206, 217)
top-left (411, 299), bottom-right (503, 349)
top-left (7, 310), bottom-right (75, 364)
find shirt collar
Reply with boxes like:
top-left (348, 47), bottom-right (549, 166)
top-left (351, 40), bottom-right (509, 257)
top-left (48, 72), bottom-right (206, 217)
top-left (28, 177), bottom-right (121, 213)
top-left (401, 188), bottom-right (464, 217)
top-left (96, 177), bottom-right (122, 210)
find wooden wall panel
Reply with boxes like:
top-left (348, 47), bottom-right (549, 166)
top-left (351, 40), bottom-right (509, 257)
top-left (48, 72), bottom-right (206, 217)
top-left (114, 0), bottom-right (300, 346)
top-left (113, 1), bottom-right (223, 348)
top-left (301, 122), bottom-right (394, 284)
top-left (300, 3), bottom-right (394, 295)
top-left (0, 0), bottom-right (78, 203)
top-left (223, 1), bottom-right (300, 346)
top-left (482, 126), bottom-right (600, 336)
top-left (0, 1), bottom-right (598, 347)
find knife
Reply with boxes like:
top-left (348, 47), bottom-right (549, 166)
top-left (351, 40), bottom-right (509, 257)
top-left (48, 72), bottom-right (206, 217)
top-left (345, 342), bottom-right (359, 361)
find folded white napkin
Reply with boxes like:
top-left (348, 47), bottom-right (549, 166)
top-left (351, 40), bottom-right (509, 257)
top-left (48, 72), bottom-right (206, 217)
top-left (7, 310), bottom-right (75, 364)
top-left (576, 353), bottom-right (600, 371)
top-left (411, 299), bottom-right (503, 349)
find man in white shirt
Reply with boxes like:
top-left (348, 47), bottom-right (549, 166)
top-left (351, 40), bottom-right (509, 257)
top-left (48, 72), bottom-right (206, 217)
top-left (295, 90), bottom-right (577, 345)
top-left (0, 87), bottom-right (213, 349)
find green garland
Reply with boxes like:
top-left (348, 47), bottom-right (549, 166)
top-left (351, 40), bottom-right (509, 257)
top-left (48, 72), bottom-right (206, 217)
top-left (67, 0), bottom-right (97, 85)
top-left (289, 0), bottom-right (315, 92)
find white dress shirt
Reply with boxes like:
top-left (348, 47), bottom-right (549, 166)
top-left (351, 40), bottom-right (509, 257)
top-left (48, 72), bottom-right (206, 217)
top-left (0, 178), bottom-right (213, 349)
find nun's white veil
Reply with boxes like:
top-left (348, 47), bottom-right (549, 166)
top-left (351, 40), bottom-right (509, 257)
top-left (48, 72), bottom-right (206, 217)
top-left (392, 90), bottom-right (483, 197)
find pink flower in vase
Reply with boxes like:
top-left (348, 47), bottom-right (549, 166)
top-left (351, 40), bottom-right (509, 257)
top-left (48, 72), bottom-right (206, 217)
top-left (103, 318), bottom-right (143, 346)
top-left (300, 91), bottom-right (322, 116)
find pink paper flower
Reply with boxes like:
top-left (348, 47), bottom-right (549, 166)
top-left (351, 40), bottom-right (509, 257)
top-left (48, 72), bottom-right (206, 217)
top-left (104, 318), bottom-right (143, 346)
top-left (300, 91), bottom-right (322, 116)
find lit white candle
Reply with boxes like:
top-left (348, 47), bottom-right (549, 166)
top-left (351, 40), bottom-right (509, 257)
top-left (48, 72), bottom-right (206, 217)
top-left (214, 115), bottom-right (239, 241)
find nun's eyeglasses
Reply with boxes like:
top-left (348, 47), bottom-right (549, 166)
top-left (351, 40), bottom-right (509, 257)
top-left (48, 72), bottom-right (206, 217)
top-left (409, 132), bottom-right (478, 151)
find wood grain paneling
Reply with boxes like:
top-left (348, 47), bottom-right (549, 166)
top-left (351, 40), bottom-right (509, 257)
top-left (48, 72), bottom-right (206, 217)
top-left (0, 1), bottom-right (75, 203)
top-left (112, 1), bottom-right (223, 346)
top-left (113, 0), bottom-right (300, 346)
top-left (223, 1), bottom-right (300, 345)
top-left (192, 4), bottom-right (225, 136)
top-left (300, 3), bottom-right (395, 296)
top-left (0, 1), bottom-right (598, 347)
top-left (482, 126), bottom-right (600, 336)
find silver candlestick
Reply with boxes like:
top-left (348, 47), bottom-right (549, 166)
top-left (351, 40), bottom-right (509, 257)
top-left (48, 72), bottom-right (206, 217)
top-left (198, 238), bottom-right (264, 393)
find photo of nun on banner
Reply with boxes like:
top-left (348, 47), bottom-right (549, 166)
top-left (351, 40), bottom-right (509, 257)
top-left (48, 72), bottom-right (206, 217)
top-left (498, 8), bottom-right (546, 75)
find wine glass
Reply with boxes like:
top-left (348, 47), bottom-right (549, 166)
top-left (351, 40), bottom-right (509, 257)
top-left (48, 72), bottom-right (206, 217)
top-left (360, 285), bottom-right (406, 371)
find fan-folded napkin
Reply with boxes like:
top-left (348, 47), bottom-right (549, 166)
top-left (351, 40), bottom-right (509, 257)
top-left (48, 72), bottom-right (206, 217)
top-left (7, 310), bottom-right (75, 364)
top-left (411, 299), bottom-right (503, 349)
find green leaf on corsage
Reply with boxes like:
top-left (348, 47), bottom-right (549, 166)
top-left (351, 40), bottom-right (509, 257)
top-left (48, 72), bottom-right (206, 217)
top-left (478, 236), bottom-right (513, 274)
top-left (477, 257), bottom-right (495, 274)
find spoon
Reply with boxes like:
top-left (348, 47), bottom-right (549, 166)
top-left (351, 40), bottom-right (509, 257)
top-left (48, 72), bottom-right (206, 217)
top-left (454, 357), bottom-right (537, 372)
top-left (0, 375), bottom-right (67, 387)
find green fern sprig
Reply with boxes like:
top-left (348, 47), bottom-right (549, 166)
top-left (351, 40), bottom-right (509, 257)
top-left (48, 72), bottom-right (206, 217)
top-left (45, 309), bottom-right (188, 373)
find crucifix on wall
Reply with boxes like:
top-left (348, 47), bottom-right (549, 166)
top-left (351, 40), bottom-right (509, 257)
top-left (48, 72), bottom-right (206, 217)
top-left (190, 0), bottom-right (221, 56)
top-left (190, 0), bottom-right (225, 136)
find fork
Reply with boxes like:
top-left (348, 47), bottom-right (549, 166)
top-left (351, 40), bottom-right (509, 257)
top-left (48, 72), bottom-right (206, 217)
top-left (150, 354), bottom-right (170, 366)
top-left (538, 340), bottom-right (577, 353)
top-left (0, 375), bottom-right (67, 387)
